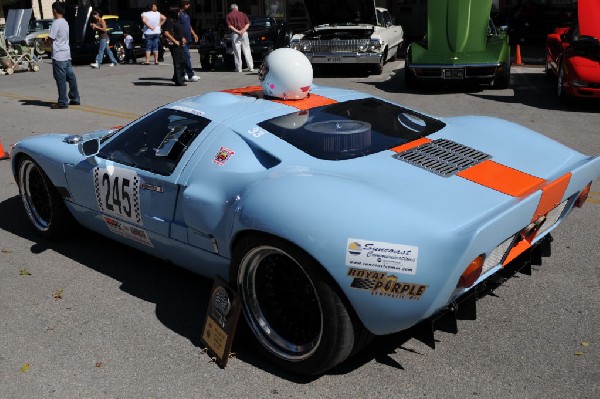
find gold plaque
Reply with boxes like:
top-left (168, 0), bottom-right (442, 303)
top-left (200, 276), bottom-right (242, 367)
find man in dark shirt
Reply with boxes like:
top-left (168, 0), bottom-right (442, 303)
top-left (163, 9), bottom-right (187, 86)
top-left (179, 0), bottom-right (200, 81)
top-left (225, 3), bottom-right (254, 72)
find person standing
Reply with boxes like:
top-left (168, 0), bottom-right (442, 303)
top-left (179, 0), bottom-right (200, 81)
top-left (226, 4), bottom-right (254, 72)
top-left (89, 11), bottom-right (118, 68)
top-left (123, 29), bottom-right (135, 63)
top-left (141, 3), bottom-right (166, 65)
top-left (162, 9), bottom-right (187, 86)
top-left (47, 1), bottom-right (80, 109)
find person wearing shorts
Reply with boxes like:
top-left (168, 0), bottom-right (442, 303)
top-left (141, 3), bottom-right (165, 64)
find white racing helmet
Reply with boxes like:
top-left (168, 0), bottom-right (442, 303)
top-left (259, 48), bottom-right (313, 100)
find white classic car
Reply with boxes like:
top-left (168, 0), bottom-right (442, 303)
top-left (290, 0), bottom-right (403, 75)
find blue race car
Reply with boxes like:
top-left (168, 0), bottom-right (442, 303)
top-left (11, 50), bottom-right (600, 375)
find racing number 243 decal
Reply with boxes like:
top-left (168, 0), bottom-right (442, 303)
top-left (94, 166), bottom-right (142, 225)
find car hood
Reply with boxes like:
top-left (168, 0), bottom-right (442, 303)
top-left (4, 8), bottom-right (32, 43)
top-left (304, 0), bottom-right (376, 27)
top-left (579, 0), bottom-right (600, 38)
top-left (427, 0), bottom-right (492, 53)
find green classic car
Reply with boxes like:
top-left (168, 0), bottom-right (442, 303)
top-left (404, 0), bottom-right (510, 89)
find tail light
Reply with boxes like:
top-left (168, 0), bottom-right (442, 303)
top-left (457, 255), bottom-right (485, 289)
top-left (574, 182), bottom-right (592, 208)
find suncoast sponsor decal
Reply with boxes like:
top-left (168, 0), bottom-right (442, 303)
top-left (347, 268), bottom-right (427, 300)
top-left (346, 238), bottom-right (418, 275)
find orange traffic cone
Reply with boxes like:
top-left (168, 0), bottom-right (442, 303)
top-left (514, 44), bottom-right (524, 66)
top-left (0, 140), bottom-right (10, 160)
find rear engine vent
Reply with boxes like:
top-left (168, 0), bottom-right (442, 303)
top-left (393, 139), bottom-right (490, 177)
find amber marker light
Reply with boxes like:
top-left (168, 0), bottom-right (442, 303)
top-left (457, 255), bottom-right (485, 289)
top-left (574, 182), bottom-right (592, 208)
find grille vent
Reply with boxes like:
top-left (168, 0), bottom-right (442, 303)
top-left (393, 139), bottom-right (490, 177)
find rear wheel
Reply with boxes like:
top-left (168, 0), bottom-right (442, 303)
top-left (232, 234), bottom-right (368, 375)
top-left (17, 156), bottom-right (74, 238)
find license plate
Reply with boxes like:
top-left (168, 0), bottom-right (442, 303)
top-left (443, 68), bottom-right (465, 79)
top-left (326, 56), bottom-right (342, 63)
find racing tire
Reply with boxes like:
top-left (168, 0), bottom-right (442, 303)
top-left (493, 58), bottom-right (511, 89)
top-left (404, 67), bottom-right (417, 90)
top-left (17, 156), bottom-right (74, 239)
top-left (232, 233), bottom-right (368, 375)
top-left (113, 41), bottom-right (125, 63)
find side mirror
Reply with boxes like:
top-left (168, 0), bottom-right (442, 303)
top-left (78, 138), bottom-right (100, 157)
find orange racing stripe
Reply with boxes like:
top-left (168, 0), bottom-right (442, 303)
top-left (532, 173), bottom-right (571, 221)
top-left (222, 86), bottom-right (338, 111)
top-left (390, 137), bottom-right (432, 153)
top-left (456, 160), bottom-right (546, 197)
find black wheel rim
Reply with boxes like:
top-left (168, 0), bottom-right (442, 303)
top-left (238, 245), bottom-right (323, 361)
top-left (19, 160), bottom-right (52, 231)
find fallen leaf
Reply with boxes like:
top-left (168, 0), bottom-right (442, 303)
top-left (19, 269), bottom-right (32, 276)
top-left (1, 248), bottom-right (13, 254)
top-left (581, 342), bottom-right (590, 347)
top-left (20, 363), bottom-right (30, 373)
top-left (574, 352), bottom-right (585, 356)
top-left (95, 362), bottom-right (103, 368)
top-left (53, 289), bottom-right (64, 300)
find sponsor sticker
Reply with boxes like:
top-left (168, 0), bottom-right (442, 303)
top-left (347, 268), bottom-right (427, 300)
top-left (103, 216), bottom-right (153, 247)
top-left (346, 238), bottom-right (418, 275)
top-left (213, 146), bottom-right (235, 166)
top-left (94, 165), bottom-right (142, 225)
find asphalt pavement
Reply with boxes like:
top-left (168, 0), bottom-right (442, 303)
top-left (0, 52), bottom-right (599, 398)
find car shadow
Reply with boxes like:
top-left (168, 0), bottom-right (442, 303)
top-left (467, 70), bottom-right (600, 113)
top-left (0, 194), bottom-right (494, 380)
top-left (367, 66), bottom-right (600, 112)
top-left (133, 77), bottom-right (178, 86)
top-left (18, 99), bottom-right (54, 107)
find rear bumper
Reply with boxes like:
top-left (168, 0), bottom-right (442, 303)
top-left (408, 62), bottom-right (502, 81)
top-left (413, 234), bottom-right (553, 347)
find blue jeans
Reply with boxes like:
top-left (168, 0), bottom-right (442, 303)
top-left (183, 44), bottom-right (193, 78)
top-left (145, 34), bottom-right (159, 52)
top-left (96, 37), bottom-right (118, 65)
top-left (52, 60), bottom-right (80, 107)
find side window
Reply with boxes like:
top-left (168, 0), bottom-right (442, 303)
top-left (98, 108), bottom-right (211, 175)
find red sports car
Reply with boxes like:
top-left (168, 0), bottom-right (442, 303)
top-left (546, 0), bottom-right (600, 102)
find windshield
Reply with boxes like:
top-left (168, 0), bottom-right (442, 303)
top-left (249, 17), bottom-right (275, 29)
top-left (259, 98), bottom-right (445, 160)
top-left (98, 108), bottom-right (210, 175)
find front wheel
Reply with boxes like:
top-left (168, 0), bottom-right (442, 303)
top-left (557, 62), bottom-right (570, 104)
top-left (113, 41), bottom-right (125, 63)
top-left (493, 58), bottom-right (511, 89)
top-left (34, 38), bottom-right (46, 56)
top-left (232, 234), bottom-right (368, 375)
top-left (17, 156), bottom-right (74, 238)
top-left (372, 51), bottom-right (385, 75)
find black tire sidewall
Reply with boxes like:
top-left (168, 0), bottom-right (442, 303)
top-left (231, 233), bottom-right (358, 375)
